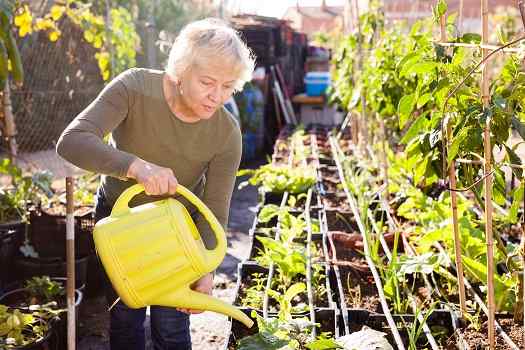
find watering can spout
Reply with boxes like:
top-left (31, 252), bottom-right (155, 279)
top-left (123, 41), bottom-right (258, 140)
top-left (157, 287), bottom-right (254, 328)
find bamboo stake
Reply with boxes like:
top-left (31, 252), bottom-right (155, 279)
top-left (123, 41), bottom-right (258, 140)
top-left (521, 185), bottom-right (525, 344)
top-left (2, 85), bottom-right (17, 161)
top-left (481, 0), bottom-right (495, 347)
top-left (379, 116), bottom-right (389, 201)
top-left (353, 0), bottom-right (368, 153)
top-left (458, 0), bottom-right (463, 34)
top-left (66, 177), bottom-right (76, 350)
top-left (440, 10), bottom-right (467, 316)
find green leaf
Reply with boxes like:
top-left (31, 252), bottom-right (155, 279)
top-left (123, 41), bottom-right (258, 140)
top-left (258, 205), bottom-right (280, 223)
top-left (307, 339), bottom-right (343, 350)
top-left (398, 93), bottom-right (416, 129)
top-left (505, 144), bottom-right (523, 179)
top-left (462, 256), bottom-right (515, 311)
top-left (417, 93), bottom-right (432, 109)
top-left (511, 116), bottom-right (525, 141)
top-left (460, 33), bottom-right (481, 44)
top-left (405, 62), bottom-right (438, 77)
top-left (284, 282), bottom-right (306, 302)
top-left (237, 333), bottom-right (289, 350)
top-left (432, 0), bottom-right (448, 23)
top-left (448, 127), bottom-right (472, 162)
top-left (401, 115), bottom-right (429, 144)
top-left (509, 182), bottom-right (524, 224)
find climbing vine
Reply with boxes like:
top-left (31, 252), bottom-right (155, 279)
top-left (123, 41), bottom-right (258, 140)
top-left (13, 0), bottom-right (140, 81)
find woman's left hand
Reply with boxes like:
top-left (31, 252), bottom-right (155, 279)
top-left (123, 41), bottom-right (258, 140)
top-left (176, 273), bottom-right (214, 315)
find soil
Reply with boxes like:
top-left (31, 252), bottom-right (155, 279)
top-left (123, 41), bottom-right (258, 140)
top-left (458, 317), bottom-right (524, 349)
top-left (311, 239), bottom-right (325, 263)
top-left (319, 166), bottom-right (338, 179)
top-left (321, 178), bottom-right (340, 192)
top-left (325, 210), bottom-right (359, 232)
top-left (235, 276), bottom-right (266, 309)
top-left (338, 265), bottom-right (381, 313)
top-left (41, 204), bottom-right (93, 217)
top-left (312, 266), bottom-right (330, 308)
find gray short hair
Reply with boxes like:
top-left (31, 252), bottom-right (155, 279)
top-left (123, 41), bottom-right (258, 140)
top-left (166, 18), bottom-right (256, 92)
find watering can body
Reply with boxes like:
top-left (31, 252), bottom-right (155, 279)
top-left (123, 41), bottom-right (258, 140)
top-left (93, 184), bottom-right (253, 328)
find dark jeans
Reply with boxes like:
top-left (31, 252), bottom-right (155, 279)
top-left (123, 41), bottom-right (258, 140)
top-left (94, 187), bottom-right (191, 350)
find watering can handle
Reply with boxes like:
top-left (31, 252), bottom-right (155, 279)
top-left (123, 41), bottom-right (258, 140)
top-left (111, 184), bottom-right (227, 263)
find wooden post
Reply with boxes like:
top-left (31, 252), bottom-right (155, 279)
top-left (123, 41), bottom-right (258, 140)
top-left (2, 84), bottom-right (17, 161)
top-left (458, 0), bottom-right (464, 34)
top-left (379, 116), bottom-right (389, 201)
top-left (481, 0), bottom-right (495, 348)
top-left (440, 12), bottom-right (467, 316)
top-left (105, 0), bottom-right (115, 80)
top-left (66, 177), bottom-right (76, 350)
top-left (353, 0), bottom-right (368, 153)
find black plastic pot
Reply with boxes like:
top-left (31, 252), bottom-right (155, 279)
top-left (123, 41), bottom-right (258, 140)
top-left (262, 191), bottom-right (285, 206)
top-left (28, 205), bottom-right (95, 259)
top-left (13, 255), bottom-right (88, 290)
top-left (339, 308), bottom-right (457, 348)
top-left (0, 280), bottom-right (83, 350)
top-left (225, 307), bottom-right (340, 349)
top-left (325, 209), bottom-right (359, 232)
top-left (234, 262), bottom-right (269, 308)
top-left (311, 263), bottom-right (333, 308)
top-left (0, 221), bottom-right (25, 289)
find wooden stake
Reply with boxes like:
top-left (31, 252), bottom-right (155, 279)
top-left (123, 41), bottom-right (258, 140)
top-left (352, 0), bottom-right (368, 153)
top-left (379, 116), bottom-right (389, 201)
top-left (2, 84), bottom-right (17, 161)
top-left (440, 11), bottom-right (467, 316)
top-left (66, 177), bottom-right (76, 350)
top-left (458, 0), bottom-right (464, 35)
top-left (481, 0), bottom-right (495, 347)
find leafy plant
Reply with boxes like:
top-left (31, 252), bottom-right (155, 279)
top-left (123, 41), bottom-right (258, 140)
top-left (237, 310), bottom-right (341, 350)
top-left (24, 276), bottom-right (65, 305)
top-left (0, 304), bottom-right (61, 348)
top-left (240, 273), bottom-right (266, 310)
top-left (267, 282), bottom-right (307, 320)
top-left (14, 1), bottom-right (140, 81)
top-left (0, 159), bottom-right (51, 222)
top-left (238, 164), bottom-right (316, 194)
top-left (255, 236), bottom-right (306, 288)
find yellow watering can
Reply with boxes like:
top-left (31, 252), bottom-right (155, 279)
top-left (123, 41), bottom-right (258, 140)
top-left (93, 183), bottom-right (254, 328)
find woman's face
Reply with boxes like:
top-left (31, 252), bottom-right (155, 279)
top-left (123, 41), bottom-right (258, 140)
top-left (179, 63), bottom-right (238, 120)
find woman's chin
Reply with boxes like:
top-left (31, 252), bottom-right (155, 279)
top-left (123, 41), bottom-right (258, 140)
top-left (197, 110), bottom-right (216, 119)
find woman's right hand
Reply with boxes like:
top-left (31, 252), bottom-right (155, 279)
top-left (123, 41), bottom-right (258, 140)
top-left (126, 158), bottom-right (178, 196)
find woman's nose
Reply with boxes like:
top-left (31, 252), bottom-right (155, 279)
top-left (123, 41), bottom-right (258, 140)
top-left (208, 87), bottom-right (220, 103)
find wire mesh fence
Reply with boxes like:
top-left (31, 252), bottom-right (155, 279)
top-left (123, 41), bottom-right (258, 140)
top-left (1, 18), bottom-right (104, 177)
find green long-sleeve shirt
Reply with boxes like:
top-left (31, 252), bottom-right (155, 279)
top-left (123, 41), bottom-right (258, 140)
top-left (56, 68), bottom-right (242, 248)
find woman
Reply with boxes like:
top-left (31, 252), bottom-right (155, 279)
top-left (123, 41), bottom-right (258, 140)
top-left (56, 18), bottom-right (255, 350)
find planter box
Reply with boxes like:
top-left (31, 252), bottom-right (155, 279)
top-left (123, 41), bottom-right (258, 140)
top-left (225, 307), bottom-right (339, 349)
top-left (0, 221), bottom-right (25, 289)
top-left (28, 205), bottom-right (95, 258)
top-left (311, 263), bottom-right (333, 309)
top-left (13, 255), bottom-right (88, 290)
top-left (234, 262), bottom-right (269, 309)
top-left (0, 278), bottom-right (83, 349)
top-left (339, 308), bottom-right (457, 348)
top-left (324, 209), bottom-right (358, 232)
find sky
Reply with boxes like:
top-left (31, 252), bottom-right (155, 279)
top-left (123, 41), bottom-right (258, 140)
top-left (226, 0), bottom-right (346, 18)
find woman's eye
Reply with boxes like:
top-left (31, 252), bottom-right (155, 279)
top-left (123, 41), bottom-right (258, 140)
top-left (201, 81), bottom-right (212, 86)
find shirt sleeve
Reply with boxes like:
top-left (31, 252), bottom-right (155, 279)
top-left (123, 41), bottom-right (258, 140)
top-left (194, 125), bottom-right (242, 249)
top-left (55, 68), bottom-right (139, 179)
